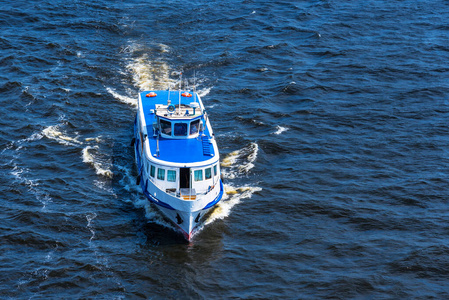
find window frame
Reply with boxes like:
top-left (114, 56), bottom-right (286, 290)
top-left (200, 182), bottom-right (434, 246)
top-left (194, 169), bottom-right (203, 181)
top-left (205, 167), bottom-right (212, 180)
top-left (189, 119), bottom-right (200, 135)
top-left (160, 119), bottom-right (172, 136)
top-left (167, 170), bottom-right (176, 182)
top-left (174, 122), bottom-right (188, 137)
top-left (157, 168), bottom-right (165, 180)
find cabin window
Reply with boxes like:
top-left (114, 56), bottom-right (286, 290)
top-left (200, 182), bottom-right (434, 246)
top-left (174, 123), bottom-right (187, 136)
top-left (167, 170), bottom-right (176, 182)
top-left (160, 120), bottom-right (172, 135)
top-left (150, 165), bottom-right (155, 177)
top-left (205, 168), bottom-right (212, 180)
top-left (190, 119), bottom-right (200, 135)
top-left (157, 168), bottom-right (165, 180)
top-left (213, 165), bottom-right (217, 177)
top-left (194, 170), bottom-right (203, 181)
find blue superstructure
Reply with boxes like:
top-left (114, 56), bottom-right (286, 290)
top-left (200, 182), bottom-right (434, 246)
top-left (147, 137), bottom-right (214, 163)
top-left (134, 90), bottom-right (223, 240)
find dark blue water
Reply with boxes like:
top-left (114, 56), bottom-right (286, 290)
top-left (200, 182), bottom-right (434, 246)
top-left (1, 0), bottom-right (449, 298)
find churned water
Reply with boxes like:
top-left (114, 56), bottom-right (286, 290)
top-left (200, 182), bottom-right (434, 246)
top-left (1, 0), bottom-right (449, 298)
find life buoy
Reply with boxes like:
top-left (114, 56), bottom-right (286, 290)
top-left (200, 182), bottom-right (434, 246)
top-left (146, 92), bottom-right (157, 97)
top-left (181, 92), bottom-right (192, 97)
top-left (167, 104), bottom-right (176, 113)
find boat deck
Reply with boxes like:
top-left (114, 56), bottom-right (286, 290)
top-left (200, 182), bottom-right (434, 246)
top-left (140, 91), bottom-right (215, 164)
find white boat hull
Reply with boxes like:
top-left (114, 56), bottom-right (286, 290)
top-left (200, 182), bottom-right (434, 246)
top-left (134, 128), bottom-right (223, 240)
top-left (155, 205), bottom-right (213, 240)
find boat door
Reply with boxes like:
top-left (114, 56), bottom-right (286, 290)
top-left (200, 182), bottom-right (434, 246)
top-left (180, 168), bottom-right (190, 189)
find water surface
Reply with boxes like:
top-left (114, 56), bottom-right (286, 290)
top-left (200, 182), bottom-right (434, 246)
top-left (1, 0), bottom-right (449, 298)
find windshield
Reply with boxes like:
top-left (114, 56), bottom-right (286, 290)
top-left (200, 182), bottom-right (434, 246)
top-left (190, 119), bottom-right (200, 135)
top-left (174, 123), bottom-right (187, 136)
top-left (160, 119), bottom-right (171, 135)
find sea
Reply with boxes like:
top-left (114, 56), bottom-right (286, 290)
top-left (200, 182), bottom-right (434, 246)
top-left (1, 0), bottom-right (449, 298)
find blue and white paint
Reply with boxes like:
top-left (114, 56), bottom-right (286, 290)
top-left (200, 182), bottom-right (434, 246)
top-left (134, 90), bottom-right (223, 240)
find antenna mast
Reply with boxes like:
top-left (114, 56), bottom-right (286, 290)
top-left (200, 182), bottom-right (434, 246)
top-left (178, 71), bottom-right (182, 115)
top-left (167, 81), bottom-right (170, 105)
top-left (193, 70), bottom-right (197, 104)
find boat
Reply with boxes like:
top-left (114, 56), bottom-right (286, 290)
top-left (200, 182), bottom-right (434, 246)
top-left (133, 89), bottom-right (224, 240)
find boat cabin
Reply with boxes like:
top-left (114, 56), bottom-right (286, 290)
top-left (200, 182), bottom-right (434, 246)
top-left (142, 161), bottom-right (221, 200)
top-left (138, 90), bottom-right (219, 201)
top-left (154, 102), bottom-right (203, 139)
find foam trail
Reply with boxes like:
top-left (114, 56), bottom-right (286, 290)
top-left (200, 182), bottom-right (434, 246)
top-left (190, 143), bottom-right (262, 238)
top-left (42, 125), bottom-right (83, 146)
top-left (238, 142), bottom-right (258, 173)
top-left (116, 162), bottom-right (176, 231)
top-left (221, 149), bottom-right (240, 168)
top-left (4, 129), bottom-right (53, 210)
top-left (85, 211), bottom-right (124, 291)
top-left (40, 122), bottom-right (111, 179)
top-left (204, 185), bottom-right (262, 226)
top-left (22, 132), bottom-right (44, 143)
top-left (106, 87), bottom-right (137, 107)
top-left (197, 87), bottom-right (211, 98)
top-left (273, 125), bottom-right (288, 135)
top-left (82, 146), bottom-right (113, 178)
top-left (136, 192), bottom-right (176, 230)
top-left (116, 164), bottom-right (140, 194)
top-left (140, 199), bottom-right (175, 230)
top-left (85, 136), bottom-right (102, 143)
top-left (127, 52), bottom-right (175, 91)
top-left (86, 212), bottom-right (97, 242)
top-left (221, 142), bottom-right (259, 179)
top-left (157, 43), bottom-right (170, 53)
top-left (2, 131), bottom-right (43, 154)
top-left (11, 164), bottom-right (52, 210)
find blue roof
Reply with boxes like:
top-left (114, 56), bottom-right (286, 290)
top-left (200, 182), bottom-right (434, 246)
top-left (140, 90), bottom-right (216, 164)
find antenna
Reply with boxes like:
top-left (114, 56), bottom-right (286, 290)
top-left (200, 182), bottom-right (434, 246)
top-left (178, 71), bottom-right (182, 115)
top-left (167, 83), bottom-right (170, 105)
top-left (193, 70), bottom-right (197, 103)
